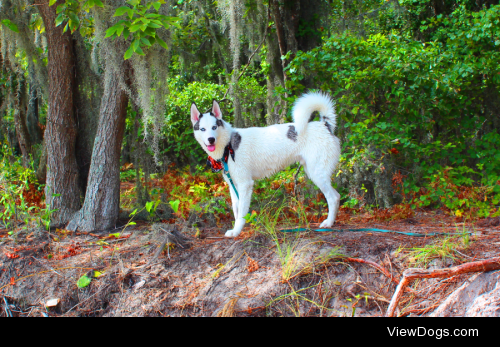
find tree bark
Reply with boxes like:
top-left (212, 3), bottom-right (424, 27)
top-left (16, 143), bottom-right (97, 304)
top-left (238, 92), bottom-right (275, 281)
top-left (67, 69), bottom-right (129, 232)
top-left (27, 63), bottom-right (43, 146)
top-left (38, 1), bottom-right (81, 224)
top-left (36, 140), bottom-right (47, 185)
top-left (13, 75), bottom-right (33, 167)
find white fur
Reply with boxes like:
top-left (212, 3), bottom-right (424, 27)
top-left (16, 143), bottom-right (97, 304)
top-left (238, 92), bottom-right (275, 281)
top-left (190, 92), bottom-right (341, 238)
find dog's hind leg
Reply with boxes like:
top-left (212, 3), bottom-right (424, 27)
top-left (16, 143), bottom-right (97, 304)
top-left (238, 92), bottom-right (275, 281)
top-left (225, 180), bottom-right (254, 238)
top-left (305, 164), bottom-right (340, 228)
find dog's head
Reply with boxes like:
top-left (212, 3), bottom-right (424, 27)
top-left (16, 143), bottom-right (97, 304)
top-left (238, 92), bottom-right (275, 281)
top-left (190, 100), bottom-right (228, 157)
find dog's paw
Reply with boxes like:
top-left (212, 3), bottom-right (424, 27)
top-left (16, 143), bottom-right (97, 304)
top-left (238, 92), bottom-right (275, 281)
top-left (319, 220), bottom-right (334, 229)
top-left (225, 229), bottom-right (241, 238)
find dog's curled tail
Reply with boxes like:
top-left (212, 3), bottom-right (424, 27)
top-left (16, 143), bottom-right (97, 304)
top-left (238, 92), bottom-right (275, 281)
top-left (292, 92), bottom-right (336, 136)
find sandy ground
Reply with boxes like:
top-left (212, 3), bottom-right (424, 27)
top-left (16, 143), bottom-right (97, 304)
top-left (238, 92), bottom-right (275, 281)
top-left (0, 211), bottom-right (499, 317)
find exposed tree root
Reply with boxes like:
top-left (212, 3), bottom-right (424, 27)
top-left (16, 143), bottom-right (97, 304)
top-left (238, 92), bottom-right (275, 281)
top-left (386, 257), bottom-right (500, 317)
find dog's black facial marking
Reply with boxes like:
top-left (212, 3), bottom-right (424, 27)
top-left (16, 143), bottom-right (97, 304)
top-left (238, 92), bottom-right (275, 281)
top-left (325, 122), bottom-right (334, 136)
top-left (208, 112), bottom-right (224, 128)
top-left (194, 121), bottom-right (200, 131)
top-left (231, 132), bottom-right (242, 151)
top-left (287, 126), bottom-right (298, 142)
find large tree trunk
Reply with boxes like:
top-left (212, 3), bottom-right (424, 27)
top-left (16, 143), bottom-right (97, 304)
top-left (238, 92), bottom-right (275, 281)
top-left (67, 69), bottom-right (129, 232)
top-left (38, 1), bottom-right (81, 225)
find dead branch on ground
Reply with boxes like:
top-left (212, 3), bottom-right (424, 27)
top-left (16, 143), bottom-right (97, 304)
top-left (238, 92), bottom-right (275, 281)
top-left (386, 257), bottom-right (500, 317)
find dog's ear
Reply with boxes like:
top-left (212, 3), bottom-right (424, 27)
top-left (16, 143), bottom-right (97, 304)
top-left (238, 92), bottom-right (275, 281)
top-left (191, 103), bottom-right (201, 124)
top-left (212, 100), bottom-right (223, 120)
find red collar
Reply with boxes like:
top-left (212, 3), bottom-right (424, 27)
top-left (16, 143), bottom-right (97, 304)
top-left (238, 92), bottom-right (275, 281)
top-left (207, 143), bottom-right (235, 173)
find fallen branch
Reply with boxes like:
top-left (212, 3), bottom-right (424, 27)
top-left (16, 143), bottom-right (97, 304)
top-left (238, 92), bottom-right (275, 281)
top-left (386, 257), bottom-right (500, 317)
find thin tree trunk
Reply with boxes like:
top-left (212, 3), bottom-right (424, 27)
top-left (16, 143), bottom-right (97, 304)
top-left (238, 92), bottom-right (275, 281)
top-left (36, 140), bottom-right (47, 185)
top-left (38, 1), bottom-right (81, 224)
top-left (270, 0), bottom-right (289, 123)
top-left (67, 69), bottom-right (129, 232)
top-left (27, 63), bottom-right (42, 146)
top-left (13, 76), bottom-right (33, 167)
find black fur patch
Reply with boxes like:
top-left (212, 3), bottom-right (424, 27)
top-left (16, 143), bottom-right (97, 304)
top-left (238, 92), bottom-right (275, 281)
top-left (287, 126), bottom-right (298, 142)
top-left (193, 121), bottom-right (200, 131)
top-left (216, 119), bottom-right (224, 128)
top-left (325, 122), bottom-right (334, 136)
top-left (231, 132), bottom-right (242, 150)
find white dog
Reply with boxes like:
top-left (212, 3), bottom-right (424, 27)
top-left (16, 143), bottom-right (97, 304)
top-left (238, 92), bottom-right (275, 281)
top-left (190, 92), bottom-right (341, 238)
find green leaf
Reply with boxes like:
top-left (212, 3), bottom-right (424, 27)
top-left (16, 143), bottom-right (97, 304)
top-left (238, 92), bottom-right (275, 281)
top-left (123, 28), bottom-right (131, 40)
top-left (129, 24), bottom-right (142, 32)
top-left (55, 14), bottom-right (65, 27)
top-left (0, 20), bottom-right (19, 33)
top-left (132, 38), bottom-right (141, 51)
top-left (153, 2), bottom-right (161, 11)
top-left (156, 36), bottom-right (168, 50)
top-left (49, 0), bottom-right (57, 6)
top-left (135, 46), bottom-right (145, 56)
top-left (116, 25), bottom-right (124, 37)
top-left (94, 271), bottom-right (103, 278)
top-left (77, 275), bottom-right (92, 288)
top-left (56, 4), bottom-right (66, 14)
top-left (169, 199), bottom-right (180, 213)
top-left (94, 0), bottom-right (104, 7)
top-left (141, 37), bottom-right (152, 47)
top-left (114, 6), bottom-right (132, 17)
top-left (68, 12), bottom-right (80, 32)
top-left (124, 46), bottom-right (134, 60)
top-left (105, 27), bottom-right (117, 38)
top-left (148, 22), bottom-right (162, 29)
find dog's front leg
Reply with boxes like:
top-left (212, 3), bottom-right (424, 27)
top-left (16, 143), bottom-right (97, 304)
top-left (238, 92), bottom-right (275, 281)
top-left (225, 181), bottom-right (253, 238)
top-left (223, 175), bottom-right (239, 220)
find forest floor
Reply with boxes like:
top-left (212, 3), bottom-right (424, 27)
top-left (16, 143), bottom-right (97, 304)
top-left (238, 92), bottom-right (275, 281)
top-left (1, 205), bottom-right (499, 317)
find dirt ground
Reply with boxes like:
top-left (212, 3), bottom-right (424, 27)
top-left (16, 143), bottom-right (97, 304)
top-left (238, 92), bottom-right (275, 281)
top-left (0, 210), bottom-right (499, 317)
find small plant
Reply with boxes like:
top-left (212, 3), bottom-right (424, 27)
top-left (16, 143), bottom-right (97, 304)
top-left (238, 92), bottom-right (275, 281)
top-left (402, 231), bottom-right (473, 267)
top-left (145, 199), bottom-right (162, 219)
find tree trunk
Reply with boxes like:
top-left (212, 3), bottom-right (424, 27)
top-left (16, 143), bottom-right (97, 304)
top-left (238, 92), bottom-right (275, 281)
top-left (36, 140), bottom-right (47, 185)
top-left (38, 1), bottom-right (81, 225)
top-left (13, 75), bottom-right (33, 167)
top-left (67, 69), bottom-right (129, 232)
top-left (270, 0), bottom-right (290, 123)
top-left (27, 63), bottom-right (43, 146)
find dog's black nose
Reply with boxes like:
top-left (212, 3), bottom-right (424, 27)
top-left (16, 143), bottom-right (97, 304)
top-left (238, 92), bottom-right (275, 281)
top-left (208, 137), bottom-right (215, 144)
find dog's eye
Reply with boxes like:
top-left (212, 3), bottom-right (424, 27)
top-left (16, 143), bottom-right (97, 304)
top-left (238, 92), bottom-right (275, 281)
top-left (201, 128), bottom-right (206, 132)
top-left (212, 126), bottom-right (217, 131)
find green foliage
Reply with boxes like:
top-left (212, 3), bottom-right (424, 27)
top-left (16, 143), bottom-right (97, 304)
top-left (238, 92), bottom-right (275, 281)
top-left (163, 78), bottom-right (226, 164)
top-left (104, 0), bottom-right (180, 60)
top-left (51, 0), bottom-right (103, 34)
top-left (285, 4), bottom-right (500, 211)
top-left (0, 145), bottom-right (38, 231)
